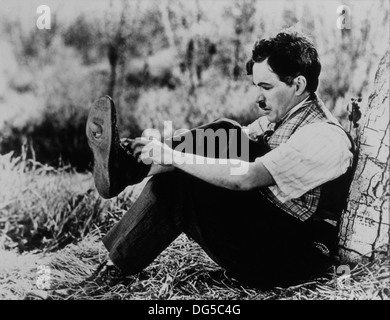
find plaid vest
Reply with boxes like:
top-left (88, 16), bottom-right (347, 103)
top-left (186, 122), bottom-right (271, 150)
top-left (259, 94), bottom-right (355, 222)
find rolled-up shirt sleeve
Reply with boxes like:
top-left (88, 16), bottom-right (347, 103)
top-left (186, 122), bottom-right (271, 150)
top-left (260, 123), bottom-right (353, 202)
top-left (243, 116), bottom-right (270, 140)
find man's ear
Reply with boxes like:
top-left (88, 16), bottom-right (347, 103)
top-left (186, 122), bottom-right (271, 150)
top-left (293, 75), bottom-right (307, 96)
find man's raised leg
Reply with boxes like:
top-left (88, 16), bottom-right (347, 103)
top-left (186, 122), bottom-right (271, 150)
top-left (86, 96), bottom-right (151, 198)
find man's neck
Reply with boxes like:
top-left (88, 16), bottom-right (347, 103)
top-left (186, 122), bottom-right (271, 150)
top-left (295, 92), bottom-right (311, 106)
top-left (281, 93), bottom-right (311, 123)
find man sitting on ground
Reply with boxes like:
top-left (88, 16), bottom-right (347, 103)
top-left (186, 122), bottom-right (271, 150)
top-left (86, 29), bottom-right (355, 288)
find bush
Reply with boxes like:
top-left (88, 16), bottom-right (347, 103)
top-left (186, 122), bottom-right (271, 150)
top-left (0, 151), bottom-right (140, 252)
top-left (1, 0), bottom-right (386, 171)
top-left (115, 74), bottom-right (260, 140)
top-left (0, 43), bottom-right (108, 170)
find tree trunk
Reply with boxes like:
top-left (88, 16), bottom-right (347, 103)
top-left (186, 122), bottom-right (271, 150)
top-left (108, 43), bottom-right (118, 98)
top-left (338, 48), bottom-right (389, 263)
top-left (158, 0), bottom-right (176, 52)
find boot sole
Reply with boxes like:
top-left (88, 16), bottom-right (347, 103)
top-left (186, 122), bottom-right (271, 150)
top-left (86, 96), bottom-right (118, 199)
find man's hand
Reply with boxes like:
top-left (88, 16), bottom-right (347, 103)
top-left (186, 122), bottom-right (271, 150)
top-left (130, 136), bottom-right (275, 191)
top-left (131, 138), bottom-right (175, 166)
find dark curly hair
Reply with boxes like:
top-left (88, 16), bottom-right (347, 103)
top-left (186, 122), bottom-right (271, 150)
top-left (246, 30), bottom-right (321, 93)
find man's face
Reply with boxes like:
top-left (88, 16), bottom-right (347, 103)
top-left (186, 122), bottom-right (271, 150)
top-left (252, 59), bottom-right (297, 123)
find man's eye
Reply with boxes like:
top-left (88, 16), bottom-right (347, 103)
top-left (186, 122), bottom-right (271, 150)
top-left (262, 86), bottom-right (272, 90)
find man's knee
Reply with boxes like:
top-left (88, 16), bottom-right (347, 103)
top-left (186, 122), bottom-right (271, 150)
top-left (211, 117), bottom-right (241, 129)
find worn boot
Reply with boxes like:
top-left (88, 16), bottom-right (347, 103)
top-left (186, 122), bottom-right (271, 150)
top-left (86, 96), bottom-right (150, 199)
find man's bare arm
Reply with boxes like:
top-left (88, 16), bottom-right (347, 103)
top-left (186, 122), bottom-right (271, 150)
top-left (133, 138), bottom-right (275, 191)
top-left (172, 152), bottom-right (275, 190)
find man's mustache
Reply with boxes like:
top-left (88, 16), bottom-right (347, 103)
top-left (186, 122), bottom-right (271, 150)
top-left (257, 101), bottom-right (267, 109)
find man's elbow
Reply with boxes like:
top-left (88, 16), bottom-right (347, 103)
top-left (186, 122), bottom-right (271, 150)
top-left (223, 175), bottom-right (252, 191)
top-left (235, 163), bottom-right (274, 191)
top-left (234, 173), bottom-right (258, 191)
top-left (239, 177), bottom-right (259, 191)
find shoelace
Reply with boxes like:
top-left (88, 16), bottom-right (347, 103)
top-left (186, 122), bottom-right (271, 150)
top-left (314, 242), bottom-right (330, 257)
top-left (120, 138), bottom-right (134, 156)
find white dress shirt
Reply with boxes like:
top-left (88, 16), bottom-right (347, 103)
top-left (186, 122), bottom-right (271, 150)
top-left (244, 98), bottom-right (353, 203)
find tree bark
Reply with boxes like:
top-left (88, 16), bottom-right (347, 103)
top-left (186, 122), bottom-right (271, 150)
top-left (338, 47), bottom-right (389, 263)
top-left (158, 0), bottom-right (176, 52)
top-left (108, 43), bottom-right (118, 98)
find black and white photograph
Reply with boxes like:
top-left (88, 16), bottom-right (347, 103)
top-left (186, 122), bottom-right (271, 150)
top-left (0, 0), bottom-right (388, 306)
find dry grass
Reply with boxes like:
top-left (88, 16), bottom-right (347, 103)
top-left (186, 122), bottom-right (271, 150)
top-left (0, 151), bottom-right (145, 252)
top-left (0, 151), bottom-right (389, 300)
top-left (1, 233), bottom-right (388, 300)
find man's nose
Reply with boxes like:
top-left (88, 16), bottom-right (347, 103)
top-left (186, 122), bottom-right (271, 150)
top-left (256, 89), bottom-right (265, 101)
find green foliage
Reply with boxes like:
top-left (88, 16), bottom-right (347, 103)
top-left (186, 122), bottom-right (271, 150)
top-left (0, 1), bottom-right (387, 299)
top-left (0, 38), bottom-right (108, 169)
top-left (0, 0), bottom-right (388, 169)
top-left (62, 15), bottom-right (106, 65)
top-left (0, 151), bottom-right (139, 252)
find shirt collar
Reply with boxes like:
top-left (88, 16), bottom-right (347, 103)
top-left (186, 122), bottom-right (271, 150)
top-left (280, 94), bottom-right (311, 123)
top-left (266, 93), bottom-right (316, 131)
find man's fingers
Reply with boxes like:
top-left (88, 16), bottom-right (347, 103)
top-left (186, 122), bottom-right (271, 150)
top-left (130, 139), bottom-right (167, 165)
top-left (139, 144), bottom-right (155, 165)
top-left (133, 147), bottom-right (141, 159)
top-left (133, 145), bottom-right (147, 160)
top-left (130, 138), bottom-right (153, 151)
top-left (132, 142), bottom-right (155, 164)
top-left (140, 147), bottom-right (150, 161)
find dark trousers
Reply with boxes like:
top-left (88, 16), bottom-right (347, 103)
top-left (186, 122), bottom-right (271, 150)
top-left (103, 119), bottom-right (330, 288)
